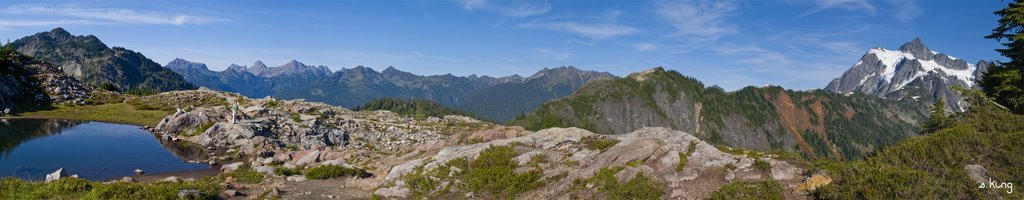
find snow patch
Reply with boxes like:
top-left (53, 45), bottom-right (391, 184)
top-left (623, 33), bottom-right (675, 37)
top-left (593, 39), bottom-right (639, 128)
top-left (868, 48), bottom-right (915, 81)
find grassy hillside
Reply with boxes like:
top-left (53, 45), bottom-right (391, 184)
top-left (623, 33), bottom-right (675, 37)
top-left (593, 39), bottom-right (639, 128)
top-left (510, 67), bottom-right (927, 160)
top-left (812, 91), bottom-right (1024, 199)
top-left (8, 103), bottom-right (172, 127)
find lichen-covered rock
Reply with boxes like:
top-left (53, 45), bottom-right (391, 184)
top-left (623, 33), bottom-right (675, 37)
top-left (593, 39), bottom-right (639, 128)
top-left (379, 127), bottom-right (808, 199)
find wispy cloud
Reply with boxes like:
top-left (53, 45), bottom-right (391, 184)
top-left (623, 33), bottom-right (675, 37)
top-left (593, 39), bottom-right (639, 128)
top-left (0, 19), bottom-right (93, 28)
top-left (537, 49), bottom-right (574, 60)
top-left (2, 5), bottom-right (228, 26)
top-left (885, 0), bottom-right (920, 22)
top-left (456, 0), bottom-right (551, 17)
top-left (800, 0), bottom-right (876, 17)
top-left (518, 10), bottom-right (637, 40)
top-left (713, 45), bottom-right (792, 66)
top-left (631, 43), bottom-right (658, 51)
top-left (713, 43), bottom-right (849, 89)
top-left (520, 22), bottom-right (637, 40)
top-left (818, 41), bottom-right (864, 56)
top-left (656, 0), bottom-right (739, 40)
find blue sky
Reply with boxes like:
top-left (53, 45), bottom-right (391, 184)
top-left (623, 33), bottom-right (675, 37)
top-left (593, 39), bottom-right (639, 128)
top-left (0, 0), bottom-right (1008, 90)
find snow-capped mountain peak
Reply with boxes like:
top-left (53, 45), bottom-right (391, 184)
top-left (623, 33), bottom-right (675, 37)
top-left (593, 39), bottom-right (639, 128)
top-left (864, 47), bottom-right (978, 88)
top-left (826, 38), bottom-right (990, 112)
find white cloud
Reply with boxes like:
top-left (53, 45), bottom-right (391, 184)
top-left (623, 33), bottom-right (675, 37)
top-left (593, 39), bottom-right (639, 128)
top-left (537, 49), bottom-right (574, 60)
top-left (521, 22), bottom-right (637, 40)
top-left (714, 45), bottom-right (792, 66)
top-left (455, 0), bottom-right (551, 17)
top-left (800, 0), bottom-right (876, 17)
top-left (886, 0), bottom-right (920, 22)
top-left (460, 0), bottom-right (487, 10)
top-left (656, 0), bottom-right (739, 39)
top-left (518, 9), bottom-right (638, 40)
top-left (0, 19), bottom-right (93, 27)
top-left (632, 43), bottom-right (658, 51)
top-left (2, 5), bottom-right (228, 26)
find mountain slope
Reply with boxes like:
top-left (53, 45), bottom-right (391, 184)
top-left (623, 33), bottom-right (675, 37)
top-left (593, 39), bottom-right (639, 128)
top-left (10, 28), bottom-right (194, 92)
top-left (510, 67), bottom-right (928, 159)
top-left (456, 66), bottom-right (614, 122)
top-left (825, 38), bottom-right (989, 112)
top-left (813, 92), bottom-right (1024, 199)
top-left (0, 45), bottom-right (90, 114)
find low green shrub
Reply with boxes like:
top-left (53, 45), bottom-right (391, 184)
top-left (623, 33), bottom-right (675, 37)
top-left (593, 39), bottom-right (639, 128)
top-left (461, 145), bottom-right (543, 199)
top-left (710, 180), bottom-right (784, 200)
top-left (0, 177), bottom-right (220, 200)
top-left (223, 164), bottom-right (264, 184)
top-left (582, 136), bottom-right (619, 152)
top-left (589, 166), bottom-right (664, 200)
top-left (305, 165), bottom-right (368, 180)
top-left (401, 164), bottom-right (442, 199)
top-left (753, 159), bottom-right (771, 172)
top-left (677, 141), bottom-right (697, 172)
top-left (274, 166), bottom-right (302, 176)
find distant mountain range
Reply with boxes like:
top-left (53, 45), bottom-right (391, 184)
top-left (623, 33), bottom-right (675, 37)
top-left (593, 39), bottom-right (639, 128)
top-left (510, 67), bottom-right (928, 159)
top-left (826, 38), bottom-right (989, 112)
top-left (166, 58), bottom-right (614, 122)
top-left (10, 28), bottom-right (194, 92)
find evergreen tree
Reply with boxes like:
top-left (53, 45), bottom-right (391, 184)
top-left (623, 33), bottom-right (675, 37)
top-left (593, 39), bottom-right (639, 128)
top-left (353, 98), bottom-right (479, 120)
top-left (921, 97), bottom-right (952, 133)
top-left (983, 0), bottom-right (1024, 114)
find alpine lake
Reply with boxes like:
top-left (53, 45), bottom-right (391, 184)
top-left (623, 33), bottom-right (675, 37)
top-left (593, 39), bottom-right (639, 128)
top-left (0, 119), bottom-right (211, 181)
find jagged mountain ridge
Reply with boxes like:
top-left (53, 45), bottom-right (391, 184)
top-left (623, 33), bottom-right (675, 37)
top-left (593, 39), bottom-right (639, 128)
top-left (167, 58), bottom-right (613, 122)
top-left (511, 67), bottom-right (928, 160)
top-left (9, 28), bottom-right (194, 92)
top-left (166, 59), bottom-right (278, 98)
top-left (825, 38), bottom-right (989, 111)
top-left (227, 60), bottom-right (332, 79)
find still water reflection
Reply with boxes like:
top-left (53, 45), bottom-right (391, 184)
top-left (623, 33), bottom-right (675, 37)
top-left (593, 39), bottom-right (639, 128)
top-left (0, 119), bottom-right (210, 181)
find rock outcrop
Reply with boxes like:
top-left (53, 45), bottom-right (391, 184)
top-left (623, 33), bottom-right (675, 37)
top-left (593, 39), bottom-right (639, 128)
top-left (0, 48), bottom-right (90, 114)
top-left (45, 168), bottom-right (67, 182)
top-left (377, 127), bottom-right (807, 199)
top-left (150, 89), bottom-right (809, 199)
top-left (152, 89), bottom-right (507, 163)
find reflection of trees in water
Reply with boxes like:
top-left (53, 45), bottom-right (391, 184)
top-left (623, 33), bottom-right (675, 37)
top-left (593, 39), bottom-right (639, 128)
top-left (157, 138), bottom-right (210, 162)
top-left (0, 119), bottom-right (85, 157)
